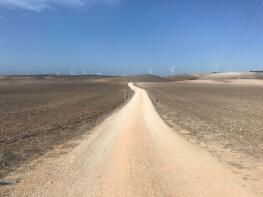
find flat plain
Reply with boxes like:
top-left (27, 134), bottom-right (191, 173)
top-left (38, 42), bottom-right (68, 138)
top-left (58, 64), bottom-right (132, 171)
top-left (0, 76), bottom-right (132, 177)
top-left (1, 74), bottom-right (263, 196)
top-left (139, 80), bottom-right (263, 195)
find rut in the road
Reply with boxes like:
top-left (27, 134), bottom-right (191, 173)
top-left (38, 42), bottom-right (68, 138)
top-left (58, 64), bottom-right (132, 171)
top-left (1, 83), bottom-right (257, 197)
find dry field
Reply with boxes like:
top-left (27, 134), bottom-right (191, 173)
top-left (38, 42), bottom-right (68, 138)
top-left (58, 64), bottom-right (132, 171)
top-left (139, 81), bottom-right (263, 158)
top-left (95, 74), bottom-right (170, 83)
top-left (196, 71), bottom-right (263, 80)
top-left (1, 74), bottom-right (263, 196)
top-left (0, 76), bottom-right (132, 177)
top-left (1, 83), bottom-right (258, 197)
top-left (139, 81), bottom-right (263, 194)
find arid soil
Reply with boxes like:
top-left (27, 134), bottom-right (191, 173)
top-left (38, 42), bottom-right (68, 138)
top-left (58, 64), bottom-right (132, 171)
top-left (166, 74), bottom-right (198, 81)
top-left (0, 83), bottom-right (257, 197)
top-left (95, 74), bottom-right (170, 83)
top-left (196, 71), bottom-right (263, 80)
top-left (139, 81), bottom-right (263, 195)
top-left (0, 77), bottom-right (132, 178)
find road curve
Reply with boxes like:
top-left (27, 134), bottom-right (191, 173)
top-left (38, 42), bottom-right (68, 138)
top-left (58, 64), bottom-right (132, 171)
top-left (3, 83), bottom-right (257, 197)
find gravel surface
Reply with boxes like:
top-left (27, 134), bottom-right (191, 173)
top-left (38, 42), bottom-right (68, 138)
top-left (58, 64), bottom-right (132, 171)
top-left (139, 82), bottom-right (263, 159)
top-left (139, 81), bottom-right (263, 195)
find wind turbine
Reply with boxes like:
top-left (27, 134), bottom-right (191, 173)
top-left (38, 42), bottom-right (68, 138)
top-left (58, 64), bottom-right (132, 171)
top-left (215, 62), bottom-right (221, 73)
top-left (70, 70), bottom-right (74, 76)
top-left (147, 66), bottom-right (153, 75)
top-left (82, 70), bottom-right (87, 75)
top-left (169, 65), bottom-right (175, 76)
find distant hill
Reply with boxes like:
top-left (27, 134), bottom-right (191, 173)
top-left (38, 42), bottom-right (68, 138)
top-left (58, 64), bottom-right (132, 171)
top-left (197, 72), bottom-right (263, 80)
top-left (166, 74), bottom-right (198, 81)
top-left (95, 74), bottom-right (170, 83)
top-left (0, 75), bottom-right (109, 83)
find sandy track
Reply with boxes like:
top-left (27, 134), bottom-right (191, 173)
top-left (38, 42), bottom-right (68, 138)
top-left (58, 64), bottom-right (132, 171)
top-left (1, 83), bottom-right (257, 196)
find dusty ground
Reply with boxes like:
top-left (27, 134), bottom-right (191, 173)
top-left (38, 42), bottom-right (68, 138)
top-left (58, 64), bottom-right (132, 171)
top-left (166, 74), bottom-right (198, 81)
top-left (181, 78), bottom-right (263, 86)
top-left (0, 77), bottom-right (132, 178)
top-left (139, 81), bottom-right (263, 195)
top-left (95, 74), bottom-right (170, 83)
top-left (0, 83), bottom-right (257, 197)
top-left (196, 71), bottom-right (263, 80)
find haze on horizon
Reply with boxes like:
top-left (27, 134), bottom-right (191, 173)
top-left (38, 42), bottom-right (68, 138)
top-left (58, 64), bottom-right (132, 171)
top-left (0, 0), bottom-right (263, 75)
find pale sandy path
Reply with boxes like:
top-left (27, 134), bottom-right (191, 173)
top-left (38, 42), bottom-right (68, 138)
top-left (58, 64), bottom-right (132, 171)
top-left (1, 83), bottom-right (257, 196)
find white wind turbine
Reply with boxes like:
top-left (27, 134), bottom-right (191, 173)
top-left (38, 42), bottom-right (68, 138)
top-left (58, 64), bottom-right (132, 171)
top-left (215, 62), bottom-right (222, 73)
top-left (70, 70), bottom-right (74, 76)
top-left (82, 70), bottom-right (87, 75)
top-left (147, 66), bottom-right (153, 75)
top-left (169, 65), bottom-right (175, 76)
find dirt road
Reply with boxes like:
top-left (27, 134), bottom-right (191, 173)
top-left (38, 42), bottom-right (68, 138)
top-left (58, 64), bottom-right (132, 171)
top-left (1, 83), bottom-right (257, 196)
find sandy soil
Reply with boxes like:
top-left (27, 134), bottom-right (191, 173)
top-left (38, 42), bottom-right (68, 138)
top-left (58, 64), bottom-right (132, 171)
top-left (180, 79), bottom-right (263, 85)
top-left (95, 74), bottom-right (170, 83)
top-left (140, 81), bottom-right (263, 196)
top-left (196, 72), bottom-right (263, 80)
top-left (0, 78), bottom-right (132, 178)
top-left (166, 74), bottom-right (198, 81)
top-left (0, 83), bottom-right (258, 196)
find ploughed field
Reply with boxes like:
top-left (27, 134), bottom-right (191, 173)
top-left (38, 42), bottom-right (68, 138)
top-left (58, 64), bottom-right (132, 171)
top-left (139, 82), bottom-right (263, 163)
top-left (0, 77), bottom-right (132, 177)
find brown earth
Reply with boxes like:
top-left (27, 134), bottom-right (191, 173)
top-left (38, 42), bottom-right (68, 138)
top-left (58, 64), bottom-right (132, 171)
top-left (0, 77), bottom-right (132, 178)
top-left (139, 81), bottom-right (263, 195)
top-left (1, 76), bottom-right (262, 196)
top-left (166, 74), bottom-right (198, 81)
top-left (95, 74), bottom-right (170, 83)
top-left (196, 71), bottom-right (263, 80)
top-left (0, 83), bottom-right (257, 197)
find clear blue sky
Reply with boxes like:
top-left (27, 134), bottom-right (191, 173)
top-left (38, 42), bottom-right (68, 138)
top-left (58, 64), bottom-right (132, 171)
top-left (0, 0), bottom-right (263, 75)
